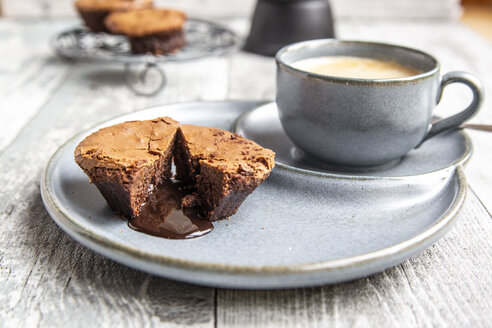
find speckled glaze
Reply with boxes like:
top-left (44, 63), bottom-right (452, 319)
top-left (276, 39), bottom-right (483, 167)
top-left (41, 101), bottom-right (468, 289)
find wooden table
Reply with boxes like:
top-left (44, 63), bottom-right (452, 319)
top-left (1, 17), bottom-right (491, 327)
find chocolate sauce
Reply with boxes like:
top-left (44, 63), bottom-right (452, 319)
top-left (129, 181), bottom-right (213, 239)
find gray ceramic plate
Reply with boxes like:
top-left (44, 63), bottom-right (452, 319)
top-left (41, 101), bottom-right (468, 289)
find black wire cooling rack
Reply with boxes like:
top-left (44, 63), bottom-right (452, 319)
top-left (52, 19), bottom-right (241, 96)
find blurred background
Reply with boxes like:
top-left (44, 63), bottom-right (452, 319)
top-left (0, 0), bottom-right (466, 19)
top-left (0, 0), bottom-right (490, 41)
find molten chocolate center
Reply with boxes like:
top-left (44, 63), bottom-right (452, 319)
top-left (129, 180), bottom-right (213, 239)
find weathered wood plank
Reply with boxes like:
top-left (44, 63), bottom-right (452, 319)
top-left (0, 19), bottom-right (75, 153)
top-left (217, 189), bottom-right (492, 328)
top-left (228, 51), bottom-right (275, 101)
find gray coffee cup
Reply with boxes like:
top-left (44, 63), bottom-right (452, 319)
top-left (276, 39), bottom-right (483, 167)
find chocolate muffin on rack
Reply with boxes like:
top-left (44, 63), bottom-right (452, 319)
top-left (75, 0), bottom-right (154, 33)
top-left (105, 8), bottom-right (187, 55)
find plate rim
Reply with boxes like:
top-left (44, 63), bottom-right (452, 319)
top-left (40, 100), bottom-right (468, 277)
top-left (233, 101), bottom-right (473, 180)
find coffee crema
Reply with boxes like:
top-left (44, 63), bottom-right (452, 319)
top-left (291, 56), bottom-right (421, 79)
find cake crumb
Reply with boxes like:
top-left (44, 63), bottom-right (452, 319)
top-left (181, 193), bottom-right (201, 208)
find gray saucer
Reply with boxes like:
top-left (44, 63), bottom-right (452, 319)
top-left (234, 102), bottom-right (472, 177)
top-left (41, 101), bottom-right (467, 289)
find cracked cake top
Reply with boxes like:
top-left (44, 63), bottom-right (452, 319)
top-left (104, 8), bottom-right (186, 37)
top-left (179, 124), bottom-right (275, 178)
top-left (74, 117), bottom-right (179, 171)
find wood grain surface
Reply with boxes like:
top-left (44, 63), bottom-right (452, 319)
top-left (0, 18), bottom-right (491, 327)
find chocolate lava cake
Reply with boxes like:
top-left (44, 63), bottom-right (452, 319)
top-left (175, 125), bottom-right (275, 221)
top-left (104, 8), bottom-right (186, 55)
top-left (74, 0), bottom-right (154, 33)
top-left (75, 118), bottom-right (275, 221)
top-left (74, 117), bottom-right (179, 218)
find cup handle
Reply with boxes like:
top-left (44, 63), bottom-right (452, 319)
top-left (422, 71), bottom-right (483, 142)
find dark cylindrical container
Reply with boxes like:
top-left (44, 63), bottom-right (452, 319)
top-left (245, 0), bottom-right (335, 56)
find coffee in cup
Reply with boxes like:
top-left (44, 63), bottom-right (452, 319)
top-left (291, 56), bottom-right (421, 79)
